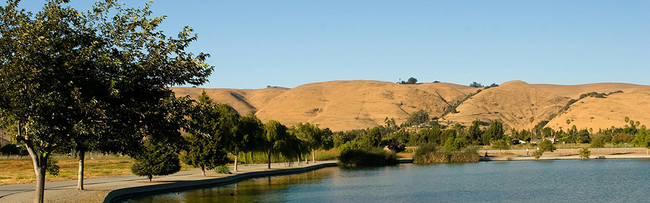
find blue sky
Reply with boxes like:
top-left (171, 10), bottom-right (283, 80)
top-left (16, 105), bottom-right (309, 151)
top-left (14, 0), bottom-right (650, 89)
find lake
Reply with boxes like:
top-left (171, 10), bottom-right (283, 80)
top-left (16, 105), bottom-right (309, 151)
top-left (126, 159), bottom-right (650, 202)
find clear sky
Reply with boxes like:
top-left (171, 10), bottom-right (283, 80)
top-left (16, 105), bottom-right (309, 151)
top-left (13, 0), bottom-right (650, 89)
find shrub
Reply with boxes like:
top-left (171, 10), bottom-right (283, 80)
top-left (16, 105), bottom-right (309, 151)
top-left (338, 148), bottom-right (397, 167)
top-left (590, 137), bottom-right (605, 148)
top-left (214, 165), bottom-right (231, 174)
top-left (491, 139), bottom-right (510, 151)
top-left (414, 144), bottom-right (479, 164)
top-left (387, 140), bottom-right (406, 153)
top-left (578, 147), bottom-right (590, 160)
top-left (538, 139), bottom-right (556, 152)
top-left (131, 143), bottom-right (181, 181)
top-left (532, 150), bottom-right (544, 159)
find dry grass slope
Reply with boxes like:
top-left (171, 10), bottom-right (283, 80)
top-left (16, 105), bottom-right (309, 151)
top-left (172, 80), bottom-right (650, 132)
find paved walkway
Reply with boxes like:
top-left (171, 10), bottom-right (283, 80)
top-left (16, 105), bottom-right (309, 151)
top-left (0, 161), bottom-right (338, 203)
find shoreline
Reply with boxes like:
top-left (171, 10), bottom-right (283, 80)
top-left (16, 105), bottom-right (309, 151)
top-left (1, 152), bottom-right (649, 202)
top-left (480, 153), bottom-right (650, 161)
top-left (0, 161), bottom-right (340, 203)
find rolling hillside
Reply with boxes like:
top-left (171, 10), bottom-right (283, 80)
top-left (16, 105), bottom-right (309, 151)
top-left (173, 80), bottom-right (650, 132)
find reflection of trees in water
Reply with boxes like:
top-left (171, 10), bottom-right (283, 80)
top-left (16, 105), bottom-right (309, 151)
top-left (135, 167), bottom-right (338, 202)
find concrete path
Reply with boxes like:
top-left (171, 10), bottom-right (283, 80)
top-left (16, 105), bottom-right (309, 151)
top-left (0, 161), bottom-right (338, 203)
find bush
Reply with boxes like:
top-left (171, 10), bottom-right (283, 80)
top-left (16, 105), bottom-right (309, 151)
top-left (414, 144), bottom-right (479, 164)
top-left (338, 148), bottom-right (397, 167)
top-left (579, 147), bottom-right (590, 160)
top-left (214, 165), bottom-right (231, 174)
top-left (491, 139), bottom-right (510, 151)
top-left (387, 140), bottom-right (406, 153)
top-left (131, 143), bottom-right (181, 181)
top-left (532, 150), bottom-right (544, 159)
top-left (538, 139), bottom-right (556, 152)
top-left (0, 144), bottom-right (28, 157)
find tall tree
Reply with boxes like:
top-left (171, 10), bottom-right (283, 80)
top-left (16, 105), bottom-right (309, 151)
top-left (292, 122), bottom-right (333, 164)
top-left (0, 0), bottom-right (212, 201)
top-left (0, 1), bottom-right (105, 200)
top-left (182, 92), bottom-right (231, 176)
top-left (263, 120), bottom-right (303, 169)
top-left (481, 120), bottom-right (504, 145)
top-left (229, 114), bottom-right (263, 171)
top-left (131, 141), bottom-right (181, 182)
top-left (468, 120), bottom-right (483, 144)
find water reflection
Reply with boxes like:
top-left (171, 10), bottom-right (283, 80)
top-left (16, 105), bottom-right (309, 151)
top-left (128, 167), bottom-right (339, 202)
top-left (128, 159), bottom-right (650, 203)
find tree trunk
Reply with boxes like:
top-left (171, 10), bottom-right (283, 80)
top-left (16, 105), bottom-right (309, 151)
top-left (267, 151), bottom-right (271, 169)
top-left (34, 164), bottom-right (46, 203)
top-left (201, 165), bottom-right (206, 176)
top-left (77, 150), bottom-right (85, 190)
top-left (26, 145), bottom-right (47, 203)
top-left (312, 149), bottom-right (316, 163)
top-left (305, 155), bottom-right (309, 164)
top-left (234, 154), bottom-right (239, 172)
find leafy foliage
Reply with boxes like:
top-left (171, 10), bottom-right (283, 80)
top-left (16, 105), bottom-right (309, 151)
top-left (182, 92), bottom-right (231, 175)
top-left (387, 140), bottom-right (406, 153)
top-left (491, 140), bottom-right (510, 151)
top-left (538, 139), bottom-right (556, 152)
top-left (263, 120), bottom-right (306, 168)
top-left (481, 120), bottom-right (505, 145)
top-left (469, 82), bottom-right (484, 88)
top-left (401, 110), bottom-right (430, 127)
top-left (578, 147), bottom-right (591, 160)
top-left (0, 0), bottom-right (212, 198)
top-left (338, 148), bottom-right (397, 167)
top-left (214, 165), bottom-right (231, 174)
top-left (0, 144), bottom-right (28, 157)
top-left (399, 77), bottom-right (418, 84)
top-left (131, 142), bottom-right (181, 181)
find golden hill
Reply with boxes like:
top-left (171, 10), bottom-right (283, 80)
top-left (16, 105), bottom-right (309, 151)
top-left (173, 80), bottom-right (650, 132)
top-left (545, 90), bottom-right (650, 131)
top-left (171, 86), bottom-right (288, 115)
top-left (443, 80), bottom-right (569, 130)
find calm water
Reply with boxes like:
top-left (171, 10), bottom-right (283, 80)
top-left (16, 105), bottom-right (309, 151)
top-left (127, 159), bottom-right (650, 202)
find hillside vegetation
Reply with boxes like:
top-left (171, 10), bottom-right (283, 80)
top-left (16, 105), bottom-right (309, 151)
top-left (173, 80), bottom-right (650, 131)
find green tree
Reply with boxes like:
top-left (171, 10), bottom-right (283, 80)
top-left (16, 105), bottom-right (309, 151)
top-left (402, 110), bottom-right (430, 127)
top-left (468, 120), bottom-right (483, 144)
top-left (491, 139), bottom-right (510, 151)
top-left (538, 139), bottom-right (556, 152)
top-left (0, 0), bottom-right (211, 199)
top-left (229, 114), bottom-right (264, 171)
top-left (469, 82), bottom-right (483, 88)
top-left (406, 77), bottom-right (418, 84)
top-left (360, 127), bottom-right (382, 148)
top-left (263, 120), bottom-right (300, 169)
top-left (182, 135), bottom-right (228, 176)
top-left (631, 128), bottom-right (649, 148)
top-left (182, 92), bottom-right (231, 176)
top-left (131, 142), bottom-right (181, 182)
top-left (481, 120), bottom-right (504, 145)
top-left (443, 136), bottom-right (467, 151)
top-left (292, 122), bottom-right (333, 164)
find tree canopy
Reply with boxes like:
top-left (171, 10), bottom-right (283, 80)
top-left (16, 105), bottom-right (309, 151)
top-left (0, 0), bottom-right (212, 201)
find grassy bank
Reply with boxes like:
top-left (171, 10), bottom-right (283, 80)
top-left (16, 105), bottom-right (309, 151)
top-left (414, 145), bottom-right (479, 164)
top-left (0, 149), bottom-right (341, 186)
top-left (0, 155), bottom-right (140, 185)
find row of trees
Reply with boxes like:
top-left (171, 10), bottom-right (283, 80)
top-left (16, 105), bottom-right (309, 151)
top-left (0, 2), bottom-right (337, 201)
top-left (127, 91), bottom-right (335, 180)
top-left (335, 109), bottom-right (649, 157)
